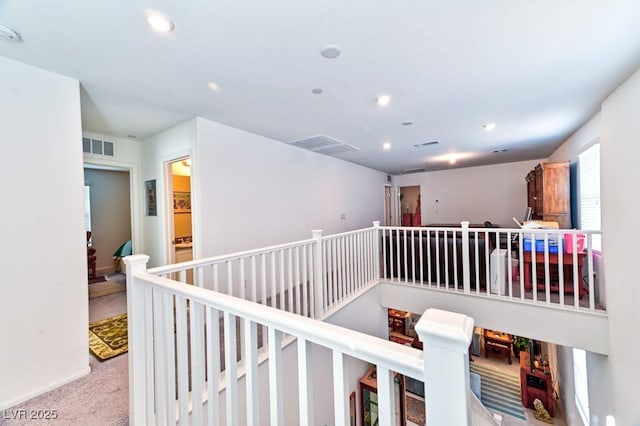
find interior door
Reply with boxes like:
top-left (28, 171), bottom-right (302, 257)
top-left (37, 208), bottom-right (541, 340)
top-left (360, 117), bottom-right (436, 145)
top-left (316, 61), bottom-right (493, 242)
top-left (384, 185), bottom-right (393, 226)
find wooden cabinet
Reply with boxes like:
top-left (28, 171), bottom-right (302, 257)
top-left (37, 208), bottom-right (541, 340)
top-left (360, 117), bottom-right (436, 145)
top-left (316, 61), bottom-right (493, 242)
top-left (519, 352), bottom-right (555, 417)
top-left (360, 366), bottom-right (405, 426)
top-left (525, 161), bottom-right (571, 228)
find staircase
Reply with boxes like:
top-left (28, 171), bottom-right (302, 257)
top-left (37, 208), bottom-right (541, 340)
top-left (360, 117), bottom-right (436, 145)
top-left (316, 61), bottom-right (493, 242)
top-left (470, 363), bottom-right (526, 420)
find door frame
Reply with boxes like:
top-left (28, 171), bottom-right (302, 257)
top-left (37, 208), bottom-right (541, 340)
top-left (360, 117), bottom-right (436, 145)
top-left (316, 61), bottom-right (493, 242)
top-left (384, 184), bottom-right (393, 226)
top-left (83, 158), bottom-right (141, 260)
top-left (163, 153), bottom-right (193, 266)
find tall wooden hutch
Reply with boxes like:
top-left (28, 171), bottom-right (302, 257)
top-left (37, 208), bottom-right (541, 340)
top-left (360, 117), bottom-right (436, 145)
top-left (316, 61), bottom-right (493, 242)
top-left (525, 161), bottom-right (571, 228)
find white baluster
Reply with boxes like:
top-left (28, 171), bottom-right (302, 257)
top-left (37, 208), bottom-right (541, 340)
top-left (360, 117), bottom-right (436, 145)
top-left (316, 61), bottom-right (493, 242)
top-left (298, 338), bottom-right (314, 425)
top-left (268, 328), bottom-right (284, 426)
top-left (244, 320), bottom-right (259, 426)
top-left (123, 254), bottom-right (150, 426)
top-left (373, 221), bottom-right (381, 280)
top-left (224, 311), bottom-right (238, 426)
top-left (311, 229), bottom-right (324, 318)
top-left (461, 221), bottom-right (470, 293)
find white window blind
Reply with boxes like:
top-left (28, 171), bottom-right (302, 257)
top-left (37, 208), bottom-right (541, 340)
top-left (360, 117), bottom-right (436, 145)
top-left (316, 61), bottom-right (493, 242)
top-left (84, 185), bottom-right (92, 232)
top-left (579, 143), bottom-right (601, 250)
top-left (573, 348), bottom-right (590, 425)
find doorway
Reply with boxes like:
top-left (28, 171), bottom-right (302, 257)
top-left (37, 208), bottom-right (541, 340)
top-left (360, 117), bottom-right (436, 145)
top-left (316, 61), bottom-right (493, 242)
top-left (166, 157), bottom-right (194, 282)
top-left (384, 185), bottom-right (393, 226)
top-left (83, 166), bottom-right (132, 278)
top-left (399, 186), bottom-right (421, 226)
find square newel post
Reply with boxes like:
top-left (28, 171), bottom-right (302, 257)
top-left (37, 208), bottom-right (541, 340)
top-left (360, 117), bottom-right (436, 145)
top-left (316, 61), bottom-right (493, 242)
top-left (372, 221), bottom-right (381, 280)
top-left (311, 229), bottom-right (324, 318)
top-left (415, 308), bottom-right (475, 426)
top-left (461, 221), bottom-right (471, 293)
top-left (123, 254), bottom-right (150, 426)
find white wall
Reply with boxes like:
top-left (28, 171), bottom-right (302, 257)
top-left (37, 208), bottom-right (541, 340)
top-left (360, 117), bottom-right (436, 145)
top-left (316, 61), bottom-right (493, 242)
top-left (542, 66), bottom-right (640, 425)
top-left (394, 160), bottom-right (542, 227)
top-left (195, 118), bottom-right (387, 257)
top-left (600, 66), bottom-right (640, 425)
top-left (0, 57), bottom-right (89, 408)
top-left (546, 110), bottom-right (614, 424)
top-left (140, 119), bottom-right (197, 267)
top-left (548, 112), bottom-right (601, 162)
top-left (83, 131), bottom-right (142, 166)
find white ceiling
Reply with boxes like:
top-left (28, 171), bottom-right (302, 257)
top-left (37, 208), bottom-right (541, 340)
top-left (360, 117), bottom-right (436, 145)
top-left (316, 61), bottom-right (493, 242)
top-left (2, 1), bottom-right (640, 174)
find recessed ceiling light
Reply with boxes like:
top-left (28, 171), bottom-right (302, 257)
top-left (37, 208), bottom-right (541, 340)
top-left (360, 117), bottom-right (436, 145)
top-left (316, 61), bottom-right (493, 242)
top-left (207, 82), bottom-right (220, 92)
top-left (376, 95), bottom-right (391, 107)
top-left (383, 142), bottom-right (392, 150)
top-left (483, 122), bottom-right (497, 131)
top-left (145, 10), bottom-right (175, 33)
top-left (0, 21), bottom-right (21, 42)
top-left (311, 88), bottom-right (323, 94)
top-left (401, 121), bottom-right (414, 126)
top-left (321, 45), bottom-right (341, 59)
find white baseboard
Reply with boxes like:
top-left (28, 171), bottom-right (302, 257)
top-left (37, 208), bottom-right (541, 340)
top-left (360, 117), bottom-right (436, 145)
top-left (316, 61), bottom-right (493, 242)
top-left (0, 366), bottom-right (91, 410)
top-left (96, 266), bottom-right (115, 275)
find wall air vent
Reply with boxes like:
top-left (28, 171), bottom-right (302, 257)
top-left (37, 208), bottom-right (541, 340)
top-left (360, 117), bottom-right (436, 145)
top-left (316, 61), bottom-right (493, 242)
top-left (413, 140), bottom-right (439, 148)
top-left (82, 137), bottom-right (115, 157)
top-left (288, 135), bottom-right (359, 158)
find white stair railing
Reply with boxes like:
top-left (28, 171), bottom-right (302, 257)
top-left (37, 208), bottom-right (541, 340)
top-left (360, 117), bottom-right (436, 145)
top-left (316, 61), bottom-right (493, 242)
top-left (379, 223), bottom-right (603, 311)
top-left (126, 253), bottom-right (484, 425)
top-left (149, 224), bottom-right (381, 320)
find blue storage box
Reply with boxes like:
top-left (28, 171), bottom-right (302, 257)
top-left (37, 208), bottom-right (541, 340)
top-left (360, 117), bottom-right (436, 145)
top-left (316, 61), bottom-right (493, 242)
top-left (523, 237), bottom-right (563, 253)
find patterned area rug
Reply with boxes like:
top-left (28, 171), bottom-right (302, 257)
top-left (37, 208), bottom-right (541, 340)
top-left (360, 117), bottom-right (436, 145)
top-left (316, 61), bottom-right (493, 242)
top-left (89, 313), bottom-right (128, 361)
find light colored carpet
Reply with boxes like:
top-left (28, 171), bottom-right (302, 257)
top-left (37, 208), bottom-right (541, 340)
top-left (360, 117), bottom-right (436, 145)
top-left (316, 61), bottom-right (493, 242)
top-left (88, 281), bottom-right (126, 299)
top-left (88, 273), bottom-right (126, 299)
top-left (1, 292), bottom-right (129, 425)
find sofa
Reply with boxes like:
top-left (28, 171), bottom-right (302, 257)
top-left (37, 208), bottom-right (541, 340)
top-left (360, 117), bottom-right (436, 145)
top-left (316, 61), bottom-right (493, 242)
top-left (382, 228), bottom-right (491, 290)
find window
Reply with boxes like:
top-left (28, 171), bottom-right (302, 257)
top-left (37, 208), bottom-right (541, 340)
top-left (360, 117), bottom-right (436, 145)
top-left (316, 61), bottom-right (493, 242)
top-left (573, 348), bottom-right (590, 425)
top-left (578, 143), bottom-right (601, 250)
top-left (84, 185), bottom-right (92, 232)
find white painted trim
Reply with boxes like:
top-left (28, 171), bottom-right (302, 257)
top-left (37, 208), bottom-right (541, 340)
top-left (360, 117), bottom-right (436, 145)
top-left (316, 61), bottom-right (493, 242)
top-left (83, 158), bottom-right (141, 257)
top-left (161, 149), bottom-right (193, 267)
top-left (0, 366), bottom-right (91, 410)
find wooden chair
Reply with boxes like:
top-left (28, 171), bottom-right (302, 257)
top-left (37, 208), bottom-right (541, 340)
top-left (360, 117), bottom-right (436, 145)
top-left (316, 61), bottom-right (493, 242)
top-left (87, 231), bottom-right (97, 279)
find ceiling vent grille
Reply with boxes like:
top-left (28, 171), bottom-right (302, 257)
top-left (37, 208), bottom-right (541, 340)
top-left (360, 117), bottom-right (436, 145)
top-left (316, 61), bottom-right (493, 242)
top-left (83, 137), bottom-right (115, 157)
top-left (413, 140), bottom-right (439, 148)
top-left (401, 168), bottom-right (426, 174)
top-left (288, 135), bottom-right (359, 156)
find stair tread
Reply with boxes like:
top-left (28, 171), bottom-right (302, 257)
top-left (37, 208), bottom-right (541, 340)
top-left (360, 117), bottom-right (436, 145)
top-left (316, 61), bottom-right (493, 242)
top-left (470, 364), bottom-right (526, 421)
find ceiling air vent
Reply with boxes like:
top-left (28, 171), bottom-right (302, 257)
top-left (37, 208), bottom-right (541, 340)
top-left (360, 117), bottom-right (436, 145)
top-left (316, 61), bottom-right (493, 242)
top-left (413, 140), bottom-right (439, 148)
top-left (288, 135), bottom-right (359, 157)
top-left (401, 168), bottom-right (426, 174)
top-left (82, 137), bottom-right (115, 157)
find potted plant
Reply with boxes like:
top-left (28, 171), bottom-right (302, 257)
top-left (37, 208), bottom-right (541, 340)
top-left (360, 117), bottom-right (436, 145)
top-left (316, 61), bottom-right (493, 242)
top-left (512, 335), bottom-right (530, 358)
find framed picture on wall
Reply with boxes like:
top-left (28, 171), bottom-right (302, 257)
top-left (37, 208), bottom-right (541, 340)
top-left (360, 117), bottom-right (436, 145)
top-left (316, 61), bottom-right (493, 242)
top-left (173, 191), bottom-right (191, 214)
top-left (145, 179), bottom-right (157, 216)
